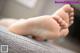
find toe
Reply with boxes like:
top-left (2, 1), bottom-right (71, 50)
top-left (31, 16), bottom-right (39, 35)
top-left (60, 20), bottom-right (68, 28)
top-left (69, 17), bottom-right (74, 26)
top-left (70, 12), bottom-right (74, 17)
top-left (63, 4), bottom-right (74, 13)
top-left (70, 17), bottom-right (74, 21)
top-left (69, 21), bottom-right (74, 26)
top-left (53, 15), bottom-right (68, 28)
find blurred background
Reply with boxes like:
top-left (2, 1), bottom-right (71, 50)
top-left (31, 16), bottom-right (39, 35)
top-left (0, 0), bottom-right (63, 18)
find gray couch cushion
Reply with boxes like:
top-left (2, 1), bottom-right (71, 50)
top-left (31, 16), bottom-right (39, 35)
top-left (0, 26), bottom-right (76, 53)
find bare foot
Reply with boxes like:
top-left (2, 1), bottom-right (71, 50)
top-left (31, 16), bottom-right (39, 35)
top-left (51, 4), bottom-right (74, 38)
top-left (8, 16), bottom-right (61, 39)
top-left (36, 4), bottom-right (74, 40)
top-left (0, 16), bottom-right (67, 41)
top-left (53, 4), bottom-right (74, 27)
top-left (2, 4), bottom-right (74, 41)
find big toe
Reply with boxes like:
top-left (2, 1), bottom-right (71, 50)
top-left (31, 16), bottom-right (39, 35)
top-left (62, 4), bottom-right (74, 13)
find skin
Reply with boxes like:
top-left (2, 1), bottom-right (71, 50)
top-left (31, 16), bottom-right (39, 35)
top-left (0, 4), bottom-right (74, 41)
top-left (53, 4), bottom-right (74, 26)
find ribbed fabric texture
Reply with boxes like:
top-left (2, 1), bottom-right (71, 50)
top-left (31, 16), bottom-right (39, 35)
top-left (0, 26), bottom-right (76, 53)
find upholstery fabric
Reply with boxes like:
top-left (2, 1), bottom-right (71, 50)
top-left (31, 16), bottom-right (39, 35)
top-left (0, 26), bottom-right (76, 53)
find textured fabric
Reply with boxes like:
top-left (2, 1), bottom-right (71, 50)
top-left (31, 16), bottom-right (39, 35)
top-left (0, 26), bottom-right (76, 53)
